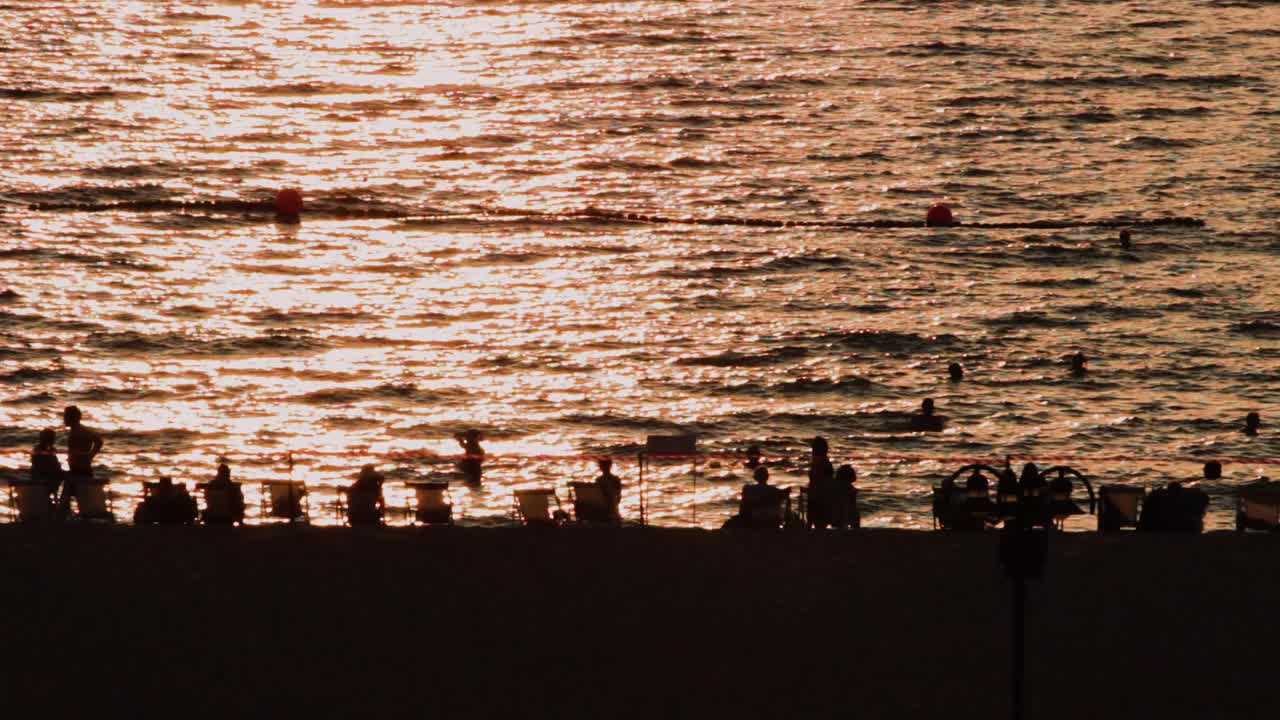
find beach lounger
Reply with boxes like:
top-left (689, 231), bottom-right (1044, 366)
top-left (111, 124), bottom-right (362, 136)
top-left (8, 481), bottom-right (54, 523)
top-left (409, 481), bottom-right (453, 526)
top-left (1097, 485), bottom-right (1144, 531)
top-left (514, 488), bottom-right (564, 527)
top-left (569, 482), bottom-right (617, 525)
top-left (261, 480), bottom-right (308, 523)
top-left (75, 482), bottom-right (114, 523)
top-left (1236, 487), bottom-right (1280, 532)
top-left (199, 483), bottom-right (246, 525)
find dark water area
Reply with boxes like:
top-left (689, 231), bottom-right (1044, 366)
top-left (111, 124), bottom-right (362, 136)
top-left (1, 1), bottom-right (1278, 528)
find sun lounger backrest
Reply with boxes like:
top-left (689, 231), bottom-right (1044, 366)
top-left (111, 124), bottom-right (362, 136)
top-left (76, 483), bottom-right (111, 520)
top-left (413, 482), bottom-right (452, 524)
top-left (1240, 494), bottom-right (1280, 527)
top-left (1100, 486), bottom-right (1144, 528)
top-left (204, 484), bottom-right (234, 518)
top-left (516, 489), bottom-right (556, 524)
top-left (265, 481), bottom-right (305, 520)
top-left (571, 482), bottom-right (611, 523)
top-left (12, 484), bottom-right (53, 522)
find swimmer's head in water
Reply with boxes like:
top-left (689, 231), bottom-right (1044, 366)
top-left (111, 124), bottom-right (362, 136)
top-left (1246, 412), bottom-right (1261, 433)
top-left (1070, 352), bottom-right (1087, 374)
top-left (1203, 461), bottom-right (1222, 481)
top-left (1119, 229), bottom-right (1132, 248)
top-left (753, 466), bottom-right (769, 484)
top-left (922, 398), bottom-right (935, 416)
top-left (948, 362), bottom-right (963, 381)
top-left (63, 405), bottom-right (81, 426)
top-left (811, 436), bottom-right (828, 455)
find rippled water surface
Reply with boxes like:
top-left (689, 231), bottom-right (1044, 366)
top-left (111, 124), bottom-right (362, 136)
top-left (2, 0), bottom-right (1278, 528)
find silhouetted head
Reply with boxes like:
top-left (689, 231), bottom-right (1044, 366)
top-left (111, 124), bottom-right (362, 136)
top-left (811, 436), bottom-right (828, 456)
top-left (1245, 412), bottom-right (1261, 434)
top-left (948, 363), bottom-right (964, 381)
top-left (1019, 462), bottom-right (1042, 488)
top-left (753, 466), bottom-right (769, 485)
top-left (835, 464), bottom-right (856, 485)
top-left (598, 458), bottom-right (613, 473)
top-left (216, 462), bottom-right (231, 483)
top-left (1203, 461), bottom-right (1222, 481)
top-left (63, 405), bottom-right (82, 427)
top-left (159, 476), bottom-right (173, 489)
top-left (1070, 352), bottom-right (1087, 375)
top-left (1119, 230), bottom-right (1132, 249)
top-left (921, 398), bottom-right (935, 416)
top-left (966, 468), bottom-right (988, 491)
top-left (36, 428), bottom-right (55, 450)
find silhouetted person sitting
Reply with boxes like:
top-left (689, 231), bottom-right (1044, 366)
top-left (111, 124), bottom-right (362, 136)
top-left (1245, 412), bottom-right (1261, 436)
top-left (909, 399), bottom-right (945, 432)
top-left (203, 460), bottom-right (246, 525)
top-left (456, 429), bottom-right (485, 483)
top-left (346, 465), bottom-right (385, 526)
top-left (1018, 462), bottom-right (1046, 498)
top-left (723, 467), bottom-right (786, 529)
top-left (744, 445), bottom-right (763, 470)
top-left (60, 405), bottom-right (104, 516)
top-left (807, 436), bottom-right (836, 529)
top-left (948, 362), bottom-right (964, 381)
top-left (30, 429), bottom-right (64, 500)
top-left (594, 458), bottom-right (622, 523)
top-left (134, 476), bottom-right (197, 525)
top-left (1139, 480), bottom-right (1208, 533)
top-left (834, 464), bottom-right (858, 529)
top-left (1070, 352), bottom-right (1087, 377)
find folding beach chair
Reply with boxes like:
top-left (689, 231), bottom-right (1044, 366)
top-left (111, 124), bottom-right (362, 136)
top-left (261, 479), bottom-right (308, 523)
top-left (1236, 487), bottom-right (1280, 532)
top-left (932, 464), bottom-right (1000, 531)
top-left (569, 482), bottom-right (617, 525)
top-left (409, 481), bottom-right (453, 526)
top-left (199, 483), bottom-right (246, 525)
top-left (74, 481), bottom-right (114, 522)
top-left (1097, 485), bottom-right (1144, 531)
top-left (8, 481), bottom-right (55, 523)
top-left (514, 488), bottom-right (564, 527)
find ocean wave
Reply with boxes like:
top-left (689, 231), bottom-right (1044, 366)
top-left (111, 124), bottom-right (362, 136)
top-left (785, 329), bottom-right (961, 353)
top-left (1231, 319), bottom-right (1280, 335)
top-left (295, 383), bottom-right (448, 406)
top-left (982, 311), bottom-right (1090, 329)
top-left (675, 346), bottom-right (809, 367)
top-left (0, 366), bottom-right (73, 383)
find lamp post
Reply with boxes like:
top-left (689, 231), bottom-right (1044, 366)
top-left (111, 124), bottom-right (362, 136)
top-left (998, 497), bottom-right (1048, 720)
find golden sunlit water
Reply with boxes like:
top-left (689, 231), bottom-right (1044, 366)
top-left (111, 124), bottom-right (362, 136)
top-left (1, 0), bottom-right (1278, 529)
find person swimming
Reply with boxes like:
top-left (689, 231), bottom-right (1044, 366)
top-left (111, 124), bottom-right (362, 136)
top-left (1070, 351), bottom-right (1087, 376)
top-left (908, 399), bottom-right (945, 432)
top-left (1119, 229), bottom-right (1132, 249)
top-left (948, 362), bottom-right (964, 382)
top-left (455, 429), bottom-right (485, 483)
top-left (1245, 412), bottom-right (1261, 436)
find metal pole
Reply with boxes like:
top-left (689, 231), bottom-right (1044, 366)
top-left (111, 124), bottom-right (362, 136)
top-left (1013, 574), bottom-right (1025, 720)
top-left (638, 453), bottom-right (646, 527)
top-left (691, 457), bottom-right (697, 526)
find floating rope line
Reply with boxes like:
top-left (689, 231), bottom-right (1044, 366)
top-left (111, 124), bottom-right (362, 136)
top-left (19, 198), bottom-right (1205, 231)
top-left (0, 449), bottom-right (1276, 466)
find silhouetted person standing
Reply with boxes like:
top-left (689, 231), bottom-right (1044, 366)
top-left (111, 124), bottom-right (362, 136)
top-left (456, 429), bottom-right (485, 483)
top-left (60, 406), bottom-right (103, 515)
top-left (30, 428), bottom-right (64, 499)
top-left (1245, 412), bottom-right (1261, 436)
top-left (807, 437), bottom-right (836, 529)
top-left (834, 464), bottom-right (858, 529)
top-left (594, 458), bottom-right (623, 523)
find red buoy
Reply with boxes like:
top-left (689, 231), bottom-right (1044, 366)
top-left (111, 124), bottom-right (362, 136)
top-left (926, 203), bottom-right (955, 227)
top-left (274, 188), bottom-right (303, 221)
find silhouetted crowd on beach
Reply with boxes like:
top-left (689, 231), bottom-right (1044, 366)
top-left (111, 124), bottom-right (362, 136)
top-left (8, 402), bottom-right (1273, 532)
